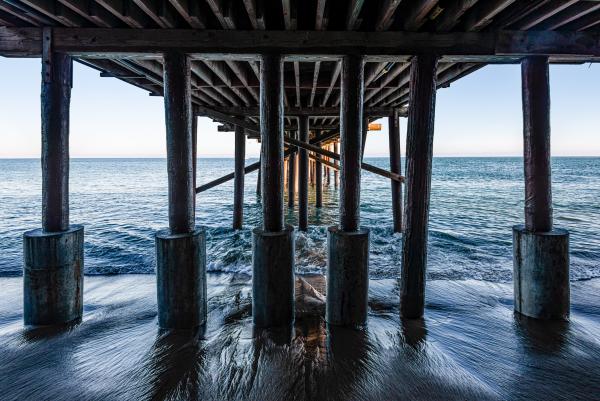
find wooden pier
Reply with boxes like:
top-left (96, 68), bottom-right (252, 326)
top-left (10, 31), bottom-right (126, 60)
top-left (2, 1), bottom-right (598, 328)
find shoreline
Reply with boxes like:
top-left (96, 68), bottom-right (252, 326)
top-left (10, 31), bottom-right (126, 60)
top-left (1, 274), bottom-right (598, 400)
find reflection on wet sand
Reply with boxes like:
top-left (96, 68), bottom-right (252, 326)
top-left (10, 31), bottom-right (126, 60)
top-left (0, 274), bottom-right (598, 401)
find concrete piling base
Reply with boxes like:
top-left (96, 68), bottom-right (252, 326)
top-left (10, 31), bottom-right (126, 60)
top-left (513, 225), bottom-right (570, 320)
top-left (326, 226), bottom-right (369, 327)
top-left (252, 225), bottom-right (295, 327)
top-left (156, 228), bottom-right (206, 329)
top-left (23, 225), bottom-right (84, 326)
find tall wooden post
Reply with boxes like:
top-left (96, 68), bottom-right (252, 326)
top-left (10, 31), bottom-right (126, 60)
top-left (41, 52), bottom-right (71, 232)
top-left (361, 118), bottom-right (368, 161)
top-left (522, 57), bottom-right (553, 232)
top-left (334, 141), bottom-right (339, 189)
top-left (400, 55), bottom-right (438, 319)
top-left (156, 51), bottom-right (206, 329)
top-left (192, 114), bottom-right (197, 204)
top-left (339, 55), bottom-right (364, 233)
top-left (298, 115), bottom-right (309, 231)
top-left (23, 33), bottom-right (84, 326)
top-left (164, 51), bottom-right (195, 234)
top-left (260, 54), bottom-right (284, 232)
top-left (327, 54), bottom-right (369, 327)
top-left (253, 54), bottom-right (294, 328)
top-left (256, 157), bottom-right (261, 198)
top-left (233, 124), bottom-right (245, 229)
top-left (400, 55), bottom-right (438, 318)
top-left (287, 131), bottom-right (296, 208)
top-left (326, 144), bottom-right (331, 186)
top-left (315, 138), bottom-right (323, 208)
top-left (389, 110), bottom-right (403, 233)
top-left (513, 56), bottom-right (569, 320)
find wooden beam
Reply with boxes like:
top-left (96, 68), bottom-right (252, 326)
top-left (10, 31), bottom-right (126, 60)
top-left (200, 105), bottom-right (397, 118)
top-left (3, 28), bottom-right (599, 59)
top-left (375, 0), bottom-right (402, 31)
top-left (434, 0), bottom-right (479, 31)
top-left (401, 0), bottom-right (440, 31)
top-left (511, 0), bottom-right (578, 30)
top-left (346, 0), bottom-right (365, 30)
top-left (133, 0), bottom-right (176, 28)
top-left (309, 61), bottom-right (320, 107)
top-left (169, 0), bottom-right (206, 28)
top-left (461, 0), bottom-right (517, 31)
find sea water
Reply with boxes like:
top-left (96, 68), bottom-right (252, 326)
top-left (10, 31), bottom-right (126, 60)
top-left (0, 157), bottom-right (598, 281)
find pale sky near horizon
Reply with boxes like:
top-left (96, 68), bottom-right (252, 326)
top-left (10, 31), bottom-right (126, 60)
top-left (0, 58), bottom-right (598, 158)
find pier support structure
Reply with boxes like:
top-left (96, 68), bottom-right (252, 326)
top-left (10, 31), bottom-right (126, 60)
top-left (315, 137), bottom-right (323, 208)
top-left (298, 115), bottom-right (309, 231)
top-left (513, 56), bottom-right (569, 320)
top-left (156, 51), bottom-right (206, 329)
top-left (252, 54), bottom-right (295, 328)
top-left (287, 131), bottom-right (296, 209)
top-left (327, 54), bottom-right (369, 327)
top-left (389, 110), bottom-right (403, 233)
top-left (334, 142), bottom-right (339, 188)
top-left (23, 35), bottom-right (83, 326)
top-left (400, 55), bottom-right (439, 319)
top-left (233, 124), bottom-right (245, 229)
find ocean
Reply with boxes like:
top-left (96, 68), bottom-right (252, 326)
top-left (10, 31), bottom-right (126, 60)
top-left (1, 157), bottom-right (598, 281)
top-left (1, 157), bottom-right (599, 401)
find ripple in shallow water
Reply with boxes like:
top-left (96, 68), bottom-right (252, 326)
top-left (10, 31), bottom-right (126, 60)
top-left (0, 275), bottom-right (598, 401)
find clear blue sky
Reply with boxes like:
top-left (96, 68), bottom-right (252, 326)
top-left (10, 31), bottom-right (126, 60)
top-left (0, 58), bottom-right (598, 158)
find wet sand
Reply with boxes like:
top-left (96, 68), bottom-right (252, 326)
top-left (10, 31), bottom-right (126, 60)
top-left (0, 274), bottom-right (598, 401)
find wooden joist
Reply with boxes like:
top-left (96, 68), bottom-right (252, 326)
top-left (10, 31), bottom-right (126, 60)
top-left (1, 28), bottom-right (599, 59)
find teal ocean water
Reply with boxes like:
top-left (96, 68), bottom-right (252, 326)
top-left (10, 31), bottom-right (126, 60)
top-left (0, 157), bottom-right (598, 281)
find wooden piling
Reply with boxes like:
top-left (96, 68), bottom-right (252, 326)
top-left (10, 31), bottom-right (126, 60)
top-left (253, 53), bottom-right (294, 328)
top-left (192, 114), bottom-right (197, 204)
top-left (163, 51), bottom-right (195, 234)
top-left (389, 110), bottom-right (403, 233)
top-left (361, 118), bottom-right (368, 161)
top-left (339, 54), bottom-right (364, 232)
top-left (522, 56), bottom-right (553, 232)
top-left (287, 132), bottom-right (296, 208)
top-left (157, 50), bottom-right (205, 329)
top-left (334, 141), bottom-right (339, 188)
top-left (259, 54), bottom-right (284, 232)
top-left (233, 124), bottom-right (245, 229)
top-left (400, 55), bottom-right (438, 319)
top-left (256, 158), bottom-right (261, 198)
top-left (315, 139), bottom-right (323, 208)
top-left (298, 115), bottom-right (309, 231)
top-left (41, 51), bottom-right (72, 232)
top-left (327, 54), bottom-right (368, 327)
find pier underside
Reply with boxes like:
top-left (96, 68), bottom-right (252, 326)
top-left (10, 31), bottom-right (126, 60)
top-left (1, 2), bottom-right (599, 392)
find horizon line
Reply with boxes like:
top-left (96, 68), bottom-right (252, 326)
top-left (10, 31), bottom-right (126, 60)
top-left (1, 155), bottom-right (599, 159)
